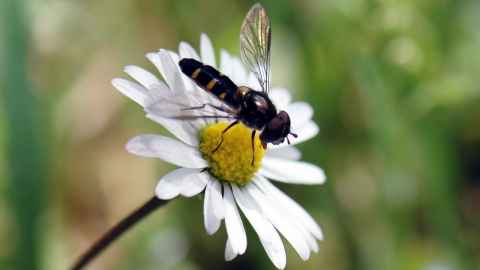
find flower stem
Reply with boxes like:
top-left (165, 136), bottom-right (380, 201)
top-left (71, 196), bottom-right (168, 270)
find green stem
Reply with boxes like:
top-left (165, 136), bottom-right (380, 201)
top-left (71, 196), bottom-right (168, 270)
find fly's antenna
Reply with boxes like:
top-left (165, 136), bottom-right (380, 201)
top-left (286, 132), bottom-right (297, 145)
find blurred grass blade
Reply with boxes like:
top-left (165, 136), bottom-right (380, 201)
top-left (1, 0), bottom-right (48, 269)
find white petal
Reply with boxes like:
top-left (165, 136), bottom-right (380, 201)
top-left (261, 157), bottom-right (326, 185)
top-left (146, 52), bottom-right (161, 70)
top-left (145, 81), bottom-right (170, 105)
top-left (155, 168), bottom-right (201, 199)
top-left (266, 146), bottom-right (301, 160)
top-left (180, 170), bottom-right (208, 197)
top-left (200, 33), bottom-right (216, 67)
top-left (167, 50), bottom-right (181, 63)
top-left (269, 88), bottom-right (291, 110)
top-left (271, 120), bottom-right (319, 149)
top-left (179, 41), bottom-right (200, 60)
top-left (286, 102), bottom-right (313, 130)
top-left (203, 178), bottom-right (224, 235)
top-left (232, 185), bottom-right (286, 269)
top-left (145, 100), bottom-right (211, 128)
top-left (231, 57), bottom-right (247, 85)
top-left (254, 176), bottom-right (323, 240)
top-left (158, 49), bottom-right (186, 91)
top-left (145, 96), bottom-right (191, 118)
top-left (245, 184), bottom-right (311, 261)
top-left (170, 50), bottom-right (198, 93)
top-left (304, 230), bottom-right (319, 252)
top-left (225, 238), bottom-right (238, 261)
top-left (146, 53), bottom-right (172, 92)
top-left (145, 113), bottom-right (199, 146)
top-left (144, 89), bottom-right (196, 117)
top-left (126, 135), bottom-right (207, 168)
top-left (143, 82), bottom-right (210, 129)
top-left (223, 184), bottom-right (247, 254)
top-left (291, 121), bottom-right (319, 144)
top-left (169, 50), bottom-right (201, 93)
top-left (124, 65), bottom-right (160, 89)
top-left (148, 50), bottom-right (192, 93)
top-left (246, 72), bottom-right (261, 90)
top-left (112, 78), bottom-right (148, 107)
top-left (249, 180), bottom-right (319, 253)
top-left (254, 178), bottom-right (322, 251)
top-left (220, 50), bottom-right (234, 78)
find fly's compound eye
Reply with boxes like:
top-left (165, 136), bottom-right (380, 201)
top-left (260, 111), bottom-right (291, 145)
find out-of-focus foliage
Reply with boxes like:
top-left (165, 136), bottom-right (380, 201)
top-left (1, 0), bottom-right (479, 269)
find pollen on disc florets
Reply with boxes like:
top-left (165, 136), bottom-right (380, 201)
top-left (199, 122), bottom-right (265, 185)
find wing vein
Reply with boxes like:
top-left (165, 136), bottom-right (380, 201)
top-left (240, 4), bottom-right (272, 94)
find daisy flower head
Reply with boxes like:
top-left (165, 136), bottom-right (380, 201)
top-left (112, 8), bottom-right (325, 268)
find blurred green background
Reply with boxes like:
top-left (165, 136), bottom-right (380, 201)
top-left (1, 0), bottom-right (480, 269)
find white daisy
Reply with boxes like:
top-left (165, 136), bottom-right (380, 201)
top-left (112, 34), bottom-right (326, 269)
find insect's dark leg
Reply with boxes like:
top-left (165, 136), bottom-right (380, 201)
top-left (181, 103), bottom-right (234, 114)
top-left (210, 104), bottom-right (234, 114)
top-left (250, 130), bottom-right (256, 166)
top-left (212, 120), bottom-right (239, 153)
top-left (181, 104), bottom-right (207, 110)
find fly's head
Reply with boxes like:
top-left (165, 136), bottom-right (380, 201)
top-left (259, 110), bottom-right (297, 148)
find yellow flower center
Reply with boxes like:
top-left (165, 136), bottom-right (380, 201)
top-left (199, 122), bottom-right (265, 185)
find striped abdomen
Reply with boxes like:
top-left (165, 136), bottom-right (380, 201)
top-left (179, 58), bottom-right (241, 108)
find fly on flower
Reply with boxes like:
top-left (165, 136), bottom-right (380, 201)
top-left (177, 4), bottom-right (297, 163)
top-left (112, 2), bottom-right (326, 269)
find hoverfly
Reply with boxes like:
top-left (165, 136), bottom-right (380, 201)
top-left (177, 3), bottom-right (297, 163)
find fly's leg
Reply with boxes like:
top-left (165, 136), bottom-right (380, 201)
top-left (181, 103), bottom-right (234, 114)
top-left (251, 130), bottom-right (256, 166)
top-left (212, 120), bottom-right (239, 153)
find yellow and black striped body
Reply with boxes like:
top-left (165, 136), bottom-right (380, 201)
top-left (179, 58), bottom-right (243, 109)
top-left (179, 58), bottom-right (293, 147)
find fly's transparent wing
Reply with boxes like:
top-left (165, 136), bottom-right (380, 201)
top-left (240, 3), bottom-right (272, 94)
top-left (145, 90), bottom-right (234, 120)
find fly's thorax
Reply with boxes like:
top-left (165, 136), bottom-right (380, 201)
top-left (238, 89), bottom-right (277, 130)
top-left (227, 85), bottom-right (250, 109)
top-left (236, 86), bottom-right (251, 98)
